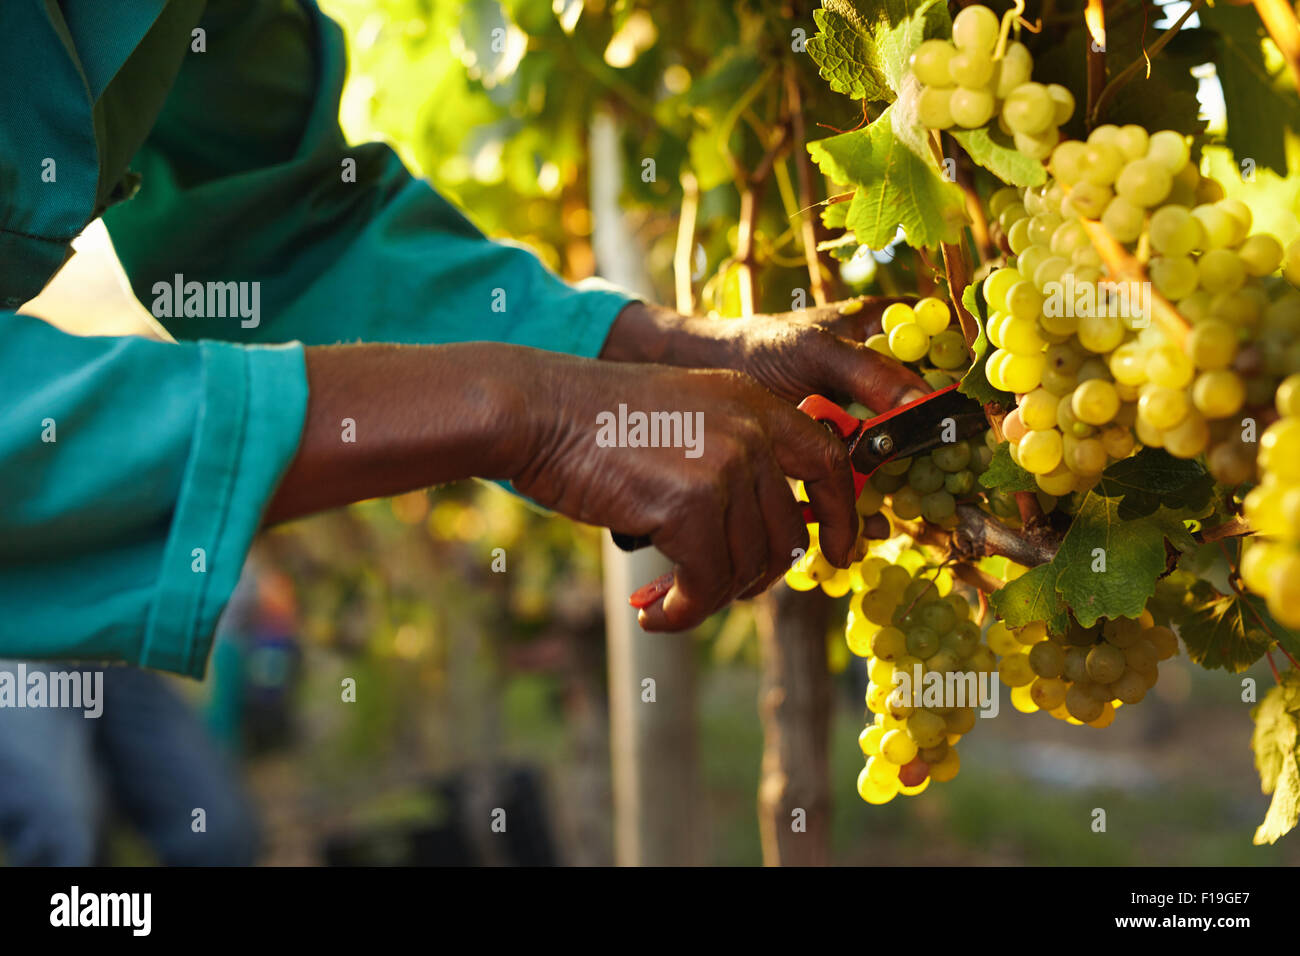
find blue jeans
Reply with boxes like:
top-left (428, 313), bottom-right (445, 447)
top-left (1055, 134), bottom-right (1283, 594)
top-left (0, 663), bottom-right (259, 866)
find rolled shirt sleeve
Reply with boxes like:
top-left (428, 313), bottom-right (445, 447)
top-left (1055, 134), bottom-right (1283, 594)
top-left (0, 311), bottom-right (308, 677)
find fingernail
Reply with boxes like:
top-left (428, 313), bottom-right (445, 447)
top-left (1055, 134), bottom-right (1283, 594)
top-left (902, 387), bottom-right (929, 403)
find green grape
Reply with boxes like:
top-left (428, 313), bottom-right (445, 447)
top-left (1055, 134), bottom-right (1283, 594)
top-left (918, 599), bottom-right (958, 635)
top-left (890, 485), bottom-right (923, 520)
top-left (1148, 205), bottom-right (1202, 257)
top-left (870, 625), bottom-right (907, 660)
top-left (1146, 344), bottom-right (1193, 388)
top-left (1146, 129), bottom-right (1190, 172)
top-left (908, 456), bottom-right (946, 494)
top-left (910, 39), bottom-right (956, 86)
top-left (1030, 676), bottom-right (1069, 710)
top-left (1076, 312), bottom-right (1124, 354)
top-left (995, 42), bottom-right (1033, 98)
top-left (1082, 143), bottom-right (1124, 186)
top-left (1109, 342), bottom-right (1148, 386)
top-left (889, 323), bottom-right (930, 361)
top-left (1067, 181), bottom-right (1112, 219)
top-left (1007, 216), bottom-right (1033, 255)
top-left (1002, 315), bottom-right (1046, 355)
top-left (1027, 213), bottom-right (1063, 247)
top-left (1002, 82), bottom-right (1055, 135)
top-left (1032, 255), bottom-right (1070, 292)
top-left (1050, 141), bottom-right (1088, 186)
top-left (948, 50), bottom-right (995, 88)
top-left (998, 653), bottom-right (1035, 687)
top-left (1071, 378), bottom-right (1120, 425)
top-left (952, 4), bottom-right (1000, 52)
top-left (1047, 84), bottom-right (1075, 125)
top-left (906, 710), bottom-right (948, 749)
top-left (1276, 373), bottom-right (1300, 416)
top-left (1115, 159), bottom-right (1172, 207)
top-left (921, 490), bottom-right (956, 523)
top-left (917, 86), bottom-right (955, 130)
top-left (914, 296), bottom-right (951, 334)
top-left (1005, 280), bottom-right (1043, 322)
top-left (1208, 289), bottom-right (1264, 327)
top-left (1087, 124), bottom-right (1120, 147)
top-left (1085, 643), bottom-right (1126, 683)
top-left (1100, 196), bottom-right (1145, 243)
top-left (1002, 351), bottom-right (1045, 392)
top-left (982, 267), bottom-right (1023, 311)
top-left (944, 469), bottom-right (974, 495)
top-left (1050, 220), bottom-right (1088, 257)
top-left (880, 728), bottom-right (919, 765)
top-left (1028, 640), bottom-right (1065, 678)
top-left (1138, 384), bottom-right (1189, 430)
top-left (931, 440), bottom-right (972, 472)
top-left (1115, 124), bottom-right (1149, 160)
top-left (1015, 245), bottom-right (1053, 287)
top-left (988, 186), bottom-right (1021, 218)
top-left (1149, 255), bottom-right (1199, 300)
top-left (1019, 387), bottom-right (1060, 430)
top-left (1187, 319), bottom-right (1237, 370)
top-left (928, 330), bottom-right (968, 370)
top-left (1216, 198), bottom-right (1252, 243)
top-left (1018, 428), bottom-right (1064, 474)
top-left (1191, 204), bottom-right (1237, 250)
top-left (1197, 249), bottom-right (1246, 295)
top-left (1238, 234), bottom-right (1284, 276)
top-left (951, 86), bottom-right (996, 128)
top-left (865, 333), bottom-right (892, 355)
top-left (1192, 369), bottom-right (1245, 418)
top-left (1014, 129), bottom-right (1057, 161)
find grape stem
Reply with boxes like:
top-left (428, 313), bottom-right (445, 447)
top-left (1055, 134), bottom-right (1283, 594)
top-left (1088, 0), bottom-right (1205, 127)
top-left (1075, 215), bottom-right (1190, 345)
top-left (898, 503), bottom-right (1062, 570)
top-left (1015, 490), bottom-right (1049, 530)
top-left (1267, 649), bottom-right (1282, 684)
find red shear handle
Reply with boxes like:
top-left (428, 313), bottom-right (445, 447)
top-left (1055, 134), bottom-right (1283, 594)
top-left (796, 393), bottom-right (863, 440)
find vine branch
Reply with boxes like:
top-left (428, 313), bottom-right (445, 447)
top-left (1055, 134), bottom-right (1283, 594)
top-left (897, 503), bottom-right (1062, 570)
top-left (1090, 0), bottom-right (1205, 126)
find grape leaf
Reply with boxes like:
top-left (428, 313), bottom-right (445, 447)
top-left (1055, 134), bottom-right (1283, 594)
top-left (805, 0), bottom-right (891, 102)
top-left (979, 443), bottom-right (1037, 492)
top-left (821, 198), bottom-right (850, 230)
top-left (808, 105), bottom-right (966, 250)
top-left (1094, 449), bottom-right (1215, 520)
top-left (1177, 578), bottom-right (1300, 673)
top-left (1200, 2), bottom-right (1300, 175)
top-left (990, 563), bottom-right (1069, 636)
top-left (1255, 752), bottom-right (1300, 845)
top-left (1052, 495), bottom-right (1201, 629)
top-left (957, 281), bottom-right (1011, 406)
top-left (1252, 672), bottom-right (1300, 796)
top-left (949, 127), bottom-right (1047, 188)
top-left (806, 0), bottom-right (950, 103)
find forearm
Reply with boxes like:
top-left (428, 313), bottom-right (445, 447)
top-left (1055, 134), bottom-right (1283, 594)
top-left (263, 342), bottom-right (529, 524)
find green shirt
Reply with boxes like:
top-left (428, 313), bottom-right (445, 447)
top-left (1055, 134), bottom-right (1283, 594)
top-left (0, 0), bottom-right (631, 676)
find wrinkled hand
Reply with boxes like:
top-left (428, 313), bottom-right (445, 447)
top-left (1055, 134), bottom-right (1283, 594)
top-left (499, 352), bottom-right (862, 631)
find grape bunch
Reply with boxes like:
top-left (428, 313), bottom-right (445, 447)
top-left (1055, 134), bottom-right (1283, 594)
top-left (866, 297), bottom-right (971, 389)
top-left (1241, 373), bottom-right (1300, 628)
top-left (847, 560), bottom-right (994, 804)
top-left (909, 4), bottom-right (1074, 155)
top-left (990, 612), bottom-right (1179, 725)
top-left (864, 429), bottom-right (993, 530)
top-left (980, 126), bottom-right (1300, 493)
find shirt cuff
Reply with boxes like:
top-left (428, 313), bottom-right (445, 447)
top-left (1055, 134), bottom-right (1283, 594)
top-left (141, 340), bottom-right (308, 677)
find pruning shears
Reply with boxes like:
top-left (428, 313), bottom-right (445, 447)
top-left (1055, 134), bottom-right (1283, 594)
top-left (614, 383), bottom-right (988, 611)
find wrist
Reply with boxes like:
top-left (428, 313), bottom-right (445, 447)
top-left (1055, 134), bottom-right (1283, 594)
top-left (600, 301), bottom-right (741, 371)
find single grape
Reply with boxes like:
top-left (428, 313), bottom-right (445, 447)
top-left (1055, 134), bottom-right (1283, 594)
top-left (951, 86), bottom-right (996, 127)
top-left (1007, 217), bottom-right (1034, 255)
top-left (1115, 159), bottom-right (1172, 207)
top-left (1071, 378), bottom-right (1120, 426)
top-left (1162, 408), bottom-right (1210, 458)
top-left (910, 39), bottom-right (957, 86)
top-left (1076, 312), bottom-right (1124, 354)
top-left (1067, 181), bottom-right (1113, 219)
top-left (889, 323), bottom-right (931, 362)
top-left (948, 50), bottom-right (995, 88)
top-left (1100, 196), bottom-right (1145, 243)
top-left (1197, 249), bottom-right (1247, 295)
top-left (995, 42), bottom-right (1033, 98)
top-left (917, 86), bottom-right (956, 130)
top-left (1028, 640), bottom-right (1065, 678)
top-left (1115, 124), bottom-right (1149, 160)
top-left (1050, 141), bottom-right (1088, 186)
top-left (982, 267), bottom-right (1023, 312)
top-left (882, 301), bottom-right (917, 332)
top-left (1001, 351), bottom-right (1045, 392)
top-left (952, 4), bottom-right (1000, 53)
top-left (1191, 204), bottom-right (1237, 250)
top-left (928, 329), bottom-right (968, 369)
top-left (1086, 643), bottom-right (1126, 683)
top-left (1238, 234), bottom-right (1284, 277)
top-left (1002, 82), bottom-right (1055, 135)
top-left (1083, 143), bottom-right (1124, 186)
top-left (1148, 205), bottom-right (1202, 257)
top-left (1216, 198), bottom-right (1252, 244)
top-left (1018, 428), bottom-right (1064, 474)
top-left (1014, 129), bottom-right (1058, 161)
top-left (1047, 84), bottom-right (1074, 125)
top-left (1146, 130), bottom-right (1190, 172)
top-left (914, 296), bottom-right (952, 334)
top-left (1149, 255), bottom-right (1199, 300)
top-left (1191, 369), bottom-right (1245, 418)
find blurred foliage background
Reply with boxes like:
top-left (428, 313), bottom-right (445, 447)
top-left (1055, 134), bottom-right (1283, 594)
top-left (121, 0), bottom-right (1300, 864)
